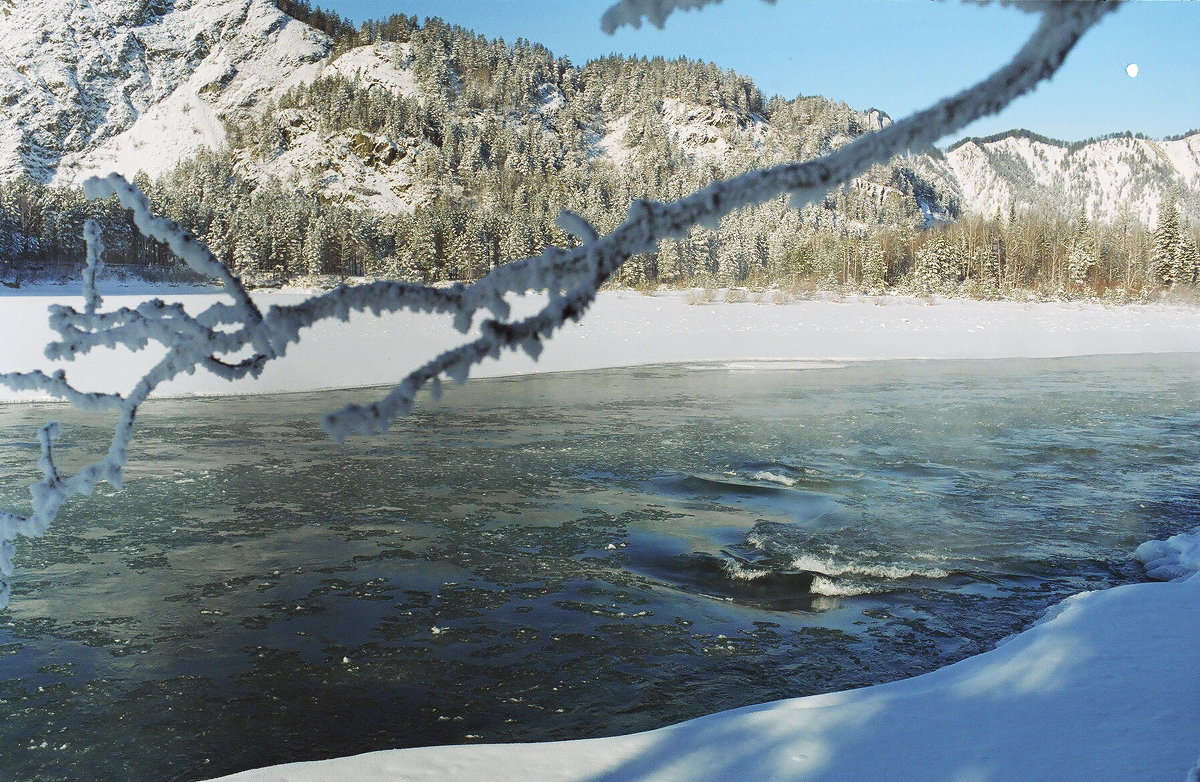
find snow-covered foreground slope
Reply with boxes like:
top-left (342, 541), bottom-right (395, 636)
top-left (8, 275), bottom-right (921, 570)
top-left (3, 287), bottom-right (1199, 781)
top-left (213, 570), bottom-right (1200, 782)
top-left (2, 287), bottom-right (1200, 402)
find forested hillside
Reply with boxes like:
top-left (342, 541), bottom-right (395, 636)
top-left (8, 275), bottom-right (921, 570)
top-left (1, 2), bottom-right (1197, 298)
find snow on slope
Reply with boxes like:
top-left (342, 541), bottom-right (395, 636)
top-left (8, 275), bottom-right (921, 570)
top-left (944, 131), bottom-right (1200, 225)
top-left (1160, 134), bottom-right (1200, 191)
top-left (0, 0), bottom-right (330, 185)
top-left (232, 106), bottom-right (436, 213)
top-left (324, 41), bottom-right (421, 99)
top-left (227, 40), bottom-right (443, 214)
top-left (660, 97), bottom-right (769, 160)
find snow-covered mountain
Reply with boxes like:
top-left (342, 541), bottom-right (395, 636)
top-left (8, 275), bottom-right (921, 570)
top-left (1, 0), bottom-right (1197, 229)
top-left (0, 0), bottom-right (329, 185)
top-left (938, 130), bottom-right (1200, 225)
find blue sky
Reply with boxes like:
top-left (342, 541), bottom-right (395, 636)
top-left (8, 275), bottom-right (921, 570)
top-left (317, 1), bottom-right (1199, 145)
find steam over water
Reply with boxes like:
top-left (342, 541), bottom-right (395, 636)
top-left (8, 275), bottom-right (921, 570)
top-left (1, 354), bottom-right (1198, 781)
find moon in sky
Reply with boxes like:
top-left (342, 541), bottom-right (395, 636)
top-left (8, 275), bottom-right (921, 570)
top-left (1126, 63), bottom-right (1140, 78)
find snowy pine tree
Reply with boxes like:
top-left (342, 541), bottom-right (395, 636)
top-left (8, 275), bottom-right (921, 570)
top-left (1067, 208), bottom-right (1096, 287)
top-left (859, 238), bottom-right (887, 294)
top-left (1176, 232), bottom-right (1200, 286)
top-left (911, 235), bottom-right (961, 293)
top-left (1152, 197), bottom-right (1182, 286)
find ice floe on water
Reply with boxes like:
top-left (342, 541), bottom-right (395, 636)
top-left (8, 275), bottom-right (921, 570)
top-left (1135, 526), bottom-right (1200, 582)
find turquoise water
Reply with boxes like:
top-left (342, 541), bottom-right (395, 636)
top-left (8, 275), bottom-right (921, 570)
top-left (1, 354), bottom-right (1197, 781)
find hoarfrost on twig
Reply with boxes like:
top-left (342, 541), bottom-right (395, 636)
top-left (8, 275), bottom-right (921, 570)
top-left (0, 0), bottom-right (1119, 606)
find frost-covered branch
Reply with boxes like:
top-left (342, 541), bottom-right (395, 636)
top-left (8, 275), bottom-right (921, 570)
top-left (600, 0), bottom-right (766, 33)
top-left (81, 218), bottom-right (104, 316)
top-left (599, 0), bottom-right (1053, 34)
top-left (0, 0), bottom-right (1117, 607)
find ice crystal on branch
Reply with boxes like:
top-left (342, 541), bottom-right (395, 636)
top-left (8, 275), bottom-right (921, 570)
top-left (0, 0), bottom-right (1118, 606)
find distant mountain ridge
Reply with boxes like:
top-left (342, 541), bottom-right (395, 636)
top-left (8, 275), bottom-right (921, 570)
top-left (0, 0), bottom-right (1197, 231)
top-left (937, 129), bottom-right (1200, 225)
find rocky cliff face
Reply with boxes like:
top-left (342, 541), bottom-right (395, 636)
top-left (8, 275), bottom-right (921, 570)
top-left (0, 0), bottom-right (329, 185)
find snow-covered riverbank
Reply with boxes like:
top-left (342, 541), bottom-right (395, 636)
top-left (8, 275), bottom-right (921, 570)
top-left (214, 566), bottom-right (1200, 782)
top-left (3, 286), bottom-right (1199, 781)
top-left (3, 286), bottom-right (1200, 402)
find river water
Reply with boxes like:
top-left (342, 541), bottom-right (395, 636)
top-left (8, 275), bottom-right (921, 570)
top-left (1, 354), bottom-right (1198, 781)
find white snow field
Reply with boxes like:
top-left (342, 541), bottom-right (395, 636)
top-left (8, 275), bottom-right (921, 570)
top-left (3, 285), bottom-right (1200, 402)
top-left (2, 285), bottom-right (1199, 781)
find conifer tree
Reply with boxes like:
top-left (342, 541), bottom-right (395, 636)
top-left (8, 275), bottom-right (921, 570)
top-left (1152, 197), bottom-right (1182, 286)
top-left (303, 214), bottom-right (331, 276)
top-left (860, 238), bottom-right (887, 294)
top-left (1067, 207), bottom-right (1096, 287)
top-left (1176, 232), bottom-right (1200, 285)
top-left (911, 235), bottom-right (961, 293)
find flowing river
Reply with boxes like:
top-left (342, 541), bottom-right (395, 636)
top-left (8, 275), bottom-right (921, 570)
top-left (1, 354), bottom-right (1198, 781)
